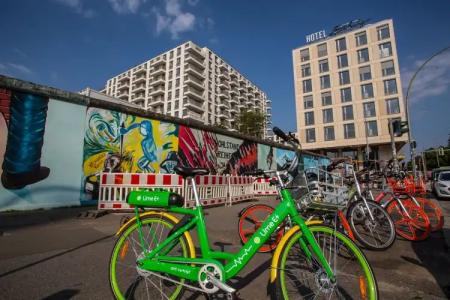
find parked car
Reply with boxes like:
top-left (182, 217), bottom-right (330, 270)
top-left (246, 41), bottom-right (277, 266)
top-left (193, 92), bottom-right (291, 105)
top-left (434, 170), bottom-right (450, 199)
top-left (431, 167), bottom-right (450, 192)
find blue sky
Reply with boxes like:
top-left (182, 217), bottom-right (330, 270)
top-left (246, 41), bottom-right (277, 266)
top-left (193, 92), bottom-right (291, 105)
top-left (1, 0), bottom-right (449, 151)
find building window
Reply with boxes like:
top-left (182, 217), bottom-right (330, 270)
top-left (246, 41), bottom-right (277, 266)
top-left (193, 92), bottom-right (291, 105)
top-left (363, 102), bottom-right (376, 117)
top-left (386, 98), bottom-right (400, 114)
top-left (306, 128), bottom-right (316, 143)
top-left (300, 49), bottom-right (310, 62)
top-left (355, 31), bottom-right (367, 46)
top-left (303, 79), bottom-right (312, 93)
top-left (336, 38), bottom-right (346, 52)
top-left (339, 70), bottom-right (350, 85)
top-left (319, 59), bottom-right (329, 73)
top-left (321, 92), bottom-right (332, 106)
top-left (379, 42), bottom-right (392, 58)
top-left (301, 64), bottom-right (311, 77)
top-left (303, 95), bottom-right (313, 109)
top-left (322, 108), bottom-right (333, 123)
top-left (177, 57), bottom-right (181, 65)
top-left (361, 83), bottom-right (374, 99)
top-left (317, 43), bottom-right (327, 57)
top-left (381, 60), bottom-right (395, 76)
top-left (359, 65), bottom-right (371, 81)
top-left (340, 87), bottom-right (352, 102)
top-left (357, 48), bottom-right (370, 63)
top-left (305, 111), bottom-right (315, 126)
top-left (366, 120), bottom-right (378, 136)
top-left (324, 126), bottom-right (335, 141)
top-left (384, 79), bottom-right (398, 95)
top-left (342, 105), bottom-right (354, 120)
top-left (320, 75), bottom-right (330, 89)
top-left (344, 123), bottom-right (355, 139)
top-left (176, 78), bottom-right (180, 87)
top-left (337, 54), bottom-right (348, 69)
top-left (377, 24), bottom-right (390, 40)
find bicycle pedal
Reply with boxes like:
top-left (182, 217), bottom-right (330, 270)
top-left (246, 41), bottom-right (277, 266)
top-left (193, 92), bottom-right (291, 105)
top-left (206, 272), bottom-right (236, 293)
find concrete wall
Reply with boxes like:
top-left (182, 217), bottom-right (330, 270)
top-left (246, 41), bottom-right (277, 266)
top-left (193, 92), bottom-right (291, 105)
top-left (0, 75), bottom-right (329, 211)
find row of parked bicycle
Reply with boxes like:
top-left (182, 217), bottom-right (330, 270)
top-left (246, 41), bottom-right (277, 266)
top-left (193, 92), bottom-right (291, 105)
top-left (238, 141), bottom-right (444, 253)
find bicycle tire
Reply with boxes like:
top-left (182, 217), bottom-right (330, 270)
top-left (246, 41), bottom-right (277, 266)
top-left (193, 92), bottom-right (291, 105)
top-left (386, 199), bottom-right (431, 241)
top-left (347, 200), bottom-right (396, 250)
top-left (415, 197), bottom-right (444, 232)
top-left (109, 214), bottom-right (194, 300)
top-left (272, 225), bottom-right (378, 300)
top-left (238, 204), bottom-right (284, 253)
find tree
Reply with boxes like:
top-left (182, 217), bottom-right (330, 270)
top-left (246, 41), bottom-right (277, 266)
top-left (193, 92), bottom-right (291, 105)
top-left (235, 110), bottom-right (266, 138)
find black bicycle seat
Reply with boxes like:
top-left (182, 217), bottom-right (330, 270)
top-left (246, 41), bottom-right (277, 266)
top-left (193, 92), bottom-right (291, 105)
top-left (174, 166), bottom-right (209, 178)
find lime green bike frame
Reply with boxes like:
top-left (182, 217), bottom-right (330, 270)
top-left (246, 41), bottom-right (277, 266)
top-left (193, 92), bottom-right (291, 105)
top-left (133, 187), bottom-right (336, 283)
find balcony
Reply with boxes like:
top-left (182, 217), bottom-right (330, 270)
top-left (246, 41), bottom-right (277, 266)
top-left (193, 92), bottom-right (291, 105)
top-left (135, 67), bottom-right (146, 76)
top-left (238, 85), bottom-right (246, 92)
top-left (218, 91), bottom-right (229, 99)
top-left (229, 97), bottom-right (238, 105)
top-left (132, 94), bottom-right (145, 103)
top-left (185, 54), bottom-right (205, 70)
top-left (230, 79), bottom-right (238, 87)
top-left (150, 66), bottom-right (166, 76)
top-left (185, 43), bottom-right (205, 60)
top-left (150, 76), bottom-right (165, 86)
top-left (229, 88), bottom-right (238, 96)
top-left (219, 72), bottom-right (229, 80)
top-left (147, 96), bottom-right (164, 108)
top-left (229, 106), bottom-right (238, 113)
top-left (118, 82), bottom-right (129, 90)
top-left (183, 110), bottom-right (204, 122)
top-left (184, 98), bottom-right (204, 113)
top-left (184, 86), bottom-right (204, 102)
top-left (185, 64), bottom-right (205, 79)
top-left (153, 57), bottom-right (166, 67)
top-left (217, 111), bottom-right (229, 119)
top-left (218, 82), bottom-right (229, 90)
top-left (133, 75), bottom-right (146, 84)
top-left (118, 92), bottom-right (129, 100)
top-left (185, 75), bottom-right (205, 91)
top-left (218, 102), bottom-right (228, 109)
top-left (133, 84), bottom-right (146, 93)
top-left (248, 85), bottom-right (254, 92)
top-left (149, 85), bottom-right (165, 96)
top-left (118, 74), bottom-right (130, 82)
top-left (239, 77), bottom-right (246, 83)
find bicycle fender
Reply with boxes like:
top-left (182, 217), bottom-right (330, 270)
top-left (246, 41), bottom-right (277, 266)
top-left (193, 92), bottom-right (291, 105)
top-left (269, 220), bottom-right (322, 283)
top-left (115, 211), bottom-right (196, 258)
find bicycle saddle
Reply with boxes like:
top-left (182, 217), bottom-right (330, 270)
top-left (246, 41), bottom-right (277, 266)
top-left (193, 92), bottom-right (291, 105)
top-left (174, 166), bottom-right (210, 178)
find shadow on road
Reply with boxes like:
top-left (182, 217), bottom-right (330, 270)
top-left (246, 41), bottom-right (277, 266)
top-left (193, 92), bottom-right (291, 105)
top-left (0, 234), bottom-right (114, 279)
top-left (40, 289), bottom-right (79, 300)
top-left (411, 228), bottom-right (450, 298)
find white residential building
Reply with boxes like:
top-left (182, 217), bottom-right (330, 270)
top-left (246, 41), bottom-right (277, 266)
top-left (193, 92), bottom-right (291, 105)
top-left (103, 41), bottom-right (272, 137)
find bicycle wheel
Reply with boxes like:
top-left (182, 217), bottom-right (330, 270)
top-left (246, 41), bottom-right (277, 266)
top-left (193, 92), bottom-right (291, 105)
top-left (238, 204), bottom-right (284, 253)
top-left (347, 200), bottom-right (396, 250)
top-left (386, 199), bottom-right (431, 241)
top-left (415, 197), bottom-right (444, 232)
top-left (110, 214), bottom-right (194, 300)
top-left (273, 225), bottom-right (378, 299)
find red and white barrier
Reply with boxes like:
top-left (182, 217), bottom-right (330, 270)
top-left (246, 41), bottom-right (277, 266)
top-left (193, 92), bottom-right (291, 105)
top-left (98, 173), bottom-right (183, 210)
top-left (253, 178), bottom-right (278, 196)
top-left (98, 172), bottom-right (278, 211)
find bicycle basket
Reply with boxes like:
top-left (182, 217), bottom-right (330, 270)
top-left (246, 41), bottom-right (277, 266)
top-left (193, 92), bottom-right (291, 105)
top-left (293, 167), bottom-right (348, 211)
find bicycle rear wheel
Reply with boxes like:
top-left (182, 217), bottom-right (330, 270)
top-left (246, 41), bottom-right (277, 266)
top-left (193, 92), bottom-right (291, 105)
top-left (238, 204), bottom-right (284, 253)
top-left (386, 199), bottom-right (431, 241)
top-left (347, 200), bottom-right (396, 250)
top-left (415, 197), bottom-right (444, 232)
top-left (109, 214), bottom-right (194, 300)
top-left (273, 225), bottom-right (378, 299)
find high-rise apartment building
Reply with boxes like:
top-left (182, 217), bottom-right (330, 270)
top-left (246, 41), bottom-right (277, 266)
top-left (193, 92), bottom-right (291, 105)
top-left (103, 41), bottom-right (272, 138)
top-left (292, 19), bottom-right (407, 164)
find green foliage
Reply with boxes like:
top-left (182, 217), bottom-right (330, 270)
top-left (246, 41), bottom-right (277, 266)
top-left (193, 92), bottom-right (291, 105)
top-left (235, 110), bottom-right (266, 138)
top-left (421, 146), bottom-right (450, 170)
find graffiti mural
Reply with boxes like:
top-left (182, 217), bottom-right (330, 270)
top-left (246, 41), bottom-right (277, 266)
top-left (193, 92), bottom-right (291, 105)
top-left (275, 148), bottom-right (296, 171)
top-left (178, 126), bottom-right (219, 173)
top-left (258, 144), bottom-right (276, 171)
top-left (222, 137), bottom-right (257, 175)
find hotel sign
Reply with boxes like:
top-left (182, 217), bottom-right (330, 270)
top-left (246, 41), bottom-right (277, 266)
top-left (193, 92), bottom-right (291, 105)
top-left (305, 18), bottom-right (369, 44)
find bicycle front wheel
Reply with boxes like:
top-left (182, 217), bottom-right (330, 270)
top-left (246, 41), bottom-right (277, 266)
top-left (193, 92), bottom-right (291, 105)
top-left (273, 225), bottom-right (378, 300)
top-left (347, 200), bottom-right (396, 250)
top-left (416, 197), bottom-right (444, 232)
top-left (109, 214), bottom-right (194, 300)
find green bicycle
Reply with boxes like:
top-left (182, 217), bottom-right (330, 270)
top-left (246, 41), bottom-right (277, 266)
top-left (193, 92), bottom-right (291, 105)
top-left (109, 127), bottom-right (378, 300)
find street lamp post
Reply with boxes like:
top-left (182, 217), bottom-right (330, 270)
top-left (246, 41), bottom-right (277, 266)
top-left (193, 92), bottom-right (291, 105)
top-left (403, 45), bottom-right (450, 179)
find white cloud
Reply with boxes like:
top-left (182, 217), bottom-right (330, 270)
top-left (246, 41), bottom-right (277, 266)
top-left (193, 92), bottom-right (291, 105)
top-left (109, 0), bottom-right (146, 14)
top-left (187, 0), bottom-right (199, 6)
top-left (53, 0), bottom-right (95, 18)
top-left (7, 63), bottom-right (33, 75)
top-left (401, 51), bottom-right (450, 103)
top-left (153, 0), bottom-right (196, 39)
top-left (0, 63), bottom-right (33, 78)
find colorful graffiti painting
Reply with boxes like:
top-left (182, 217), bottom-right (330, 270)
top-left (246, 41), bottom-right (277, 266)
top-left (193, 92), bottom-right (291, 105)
top-left (258, 144), bottom-right (276, 171)
top-left (222, 138), bottom-right (257, 175)
top-left (178, 126), bottom-right (219, 173)
top-left (275, 148), bottom-right (296, 171)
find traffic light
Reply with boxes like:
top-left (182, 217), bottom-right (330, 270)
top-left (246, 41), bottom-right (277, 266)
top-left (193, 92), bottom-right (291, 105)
top-left (390, 120), bottom-right (409, 137)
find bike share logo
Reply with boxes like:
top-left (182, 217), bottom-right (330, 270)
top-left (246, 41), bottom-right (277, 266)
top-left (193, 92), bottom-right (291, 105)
top-left (170, 266), bottom-right (191, 275)
top-left (136, 195), bottom-right (159, 202)
top-left (260, 214), bottom-right (280, 238)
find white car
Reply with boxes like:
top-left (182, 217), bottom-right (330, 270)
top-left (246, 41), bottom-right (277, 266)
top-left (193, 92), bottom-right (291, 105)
top-left (435, 171), bottom-right (450, 199)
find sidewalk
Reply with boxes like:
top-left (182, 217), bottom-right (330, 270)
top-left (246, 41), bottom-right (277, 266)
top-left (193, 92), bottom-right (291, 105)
top-left (438, 199), bottom-right (450, 249)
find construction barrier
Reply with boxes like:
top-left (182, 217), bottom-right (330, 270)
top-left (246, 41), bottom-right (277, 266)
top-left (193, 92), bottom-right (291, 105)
top-left (253, 178), bottom-right (278, 196)
top-left (98, 172), bottom-right (276, 211)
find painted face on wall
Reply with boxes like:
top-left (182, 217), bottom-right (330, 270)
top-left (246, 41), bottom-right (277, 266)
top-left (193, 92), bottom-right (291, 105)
top-left (88, 111), bottom-right (121, 146)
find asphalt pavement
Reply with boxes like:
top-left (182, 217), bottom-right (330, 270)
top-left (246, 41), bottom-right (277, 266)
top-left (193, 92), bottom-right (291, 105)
top-left (0, 198), bottom-right (449, 300)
